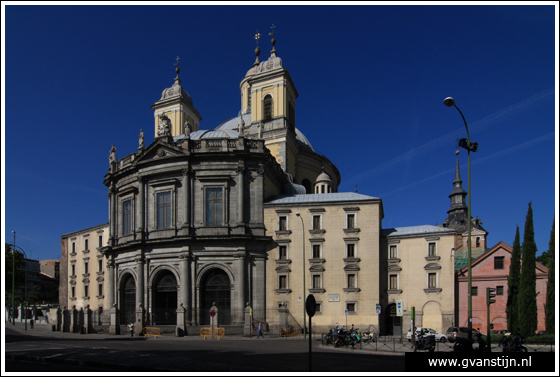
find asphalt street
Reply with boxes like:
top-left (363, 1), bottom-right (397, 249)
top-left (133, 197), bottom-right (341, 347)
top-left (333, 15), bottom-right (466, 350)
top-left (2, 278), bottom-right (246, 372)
top-left (4, 322), bottom-right (406, 372)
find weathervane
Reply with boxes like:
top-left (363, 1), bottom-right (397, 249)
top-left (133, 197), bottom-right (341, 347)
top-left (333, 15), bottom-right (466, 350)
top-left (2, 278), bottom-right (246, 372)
top-left (174, 56), bottom-right (181, 84)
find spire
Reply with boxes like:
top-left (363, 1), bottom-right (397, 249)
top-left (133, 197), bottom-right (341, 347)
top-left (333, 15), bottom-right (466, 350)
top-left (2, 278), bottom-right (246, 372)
top-left (269, 24), bottom-right (277, 58)
top-left (173, 56), bottom-right (181, 86)
top-left (253, 30), bottom-right (261, 66)
top-left (442, 150), bottom-right (468, 231)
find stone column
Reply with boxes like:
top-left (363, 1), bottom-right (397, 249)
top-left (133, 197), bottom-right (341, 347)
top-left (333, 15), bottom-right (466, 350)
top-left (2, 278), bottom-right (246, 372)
top-left (243, 303), bottom-right (253, 337)
top-left (84, 305), bottom-right (92, 334)
top-left (107, 256), bottom-right (119, 335)
top-left (62, 306), bottom-right (69, 332)
top-left (233, 248), bottom-right (246, 325)
top-left (135, 252), bottom-right (145, 336)
top-left (237, 163), bottom-right (245, 227)
top-left (181, 168), bottom-right (191, 234)
top-left (71, 306), bottom-right (78, 333)
top-left (253, 256), bottom-right (266, 319)
top-left (108, 185), bottom-right (117, 246)
top-left (136, 176), bottom-right (145, 239)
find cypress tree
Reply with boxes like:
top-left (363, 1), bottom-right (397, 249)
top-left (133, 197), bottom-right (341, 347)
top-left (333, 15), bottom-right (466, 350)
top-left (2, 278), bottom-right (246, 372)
top-left (518, 202), bottom-right (538, 338)
top-left (506, 226), bottom-right (521, 334)
top-left (545, 217), bottom-right (555, 333)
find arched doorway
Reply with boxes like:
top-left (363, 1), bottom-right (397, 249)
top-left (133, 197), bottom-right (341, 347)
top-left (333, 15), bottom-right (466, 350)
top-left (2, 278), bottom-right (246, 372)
top-left (119, 274), bottom-right (136, 324)
top-left (200, 268), bottom-right (231, 325)
top-left (384, 303), bottom-right (402, 336)
top-left (152, 271), bottom-right (178, 325)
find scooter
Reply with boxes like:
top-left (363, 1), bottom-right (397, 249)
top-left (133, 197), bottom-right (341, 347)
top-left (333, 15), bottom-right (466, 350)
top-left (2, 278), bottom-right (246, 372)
top-left (453, 332), bottom-right (491, 352)
top-left (500, 334), bottom-right (527, 352)
top-left (413, 330), bottom-right (436, 352)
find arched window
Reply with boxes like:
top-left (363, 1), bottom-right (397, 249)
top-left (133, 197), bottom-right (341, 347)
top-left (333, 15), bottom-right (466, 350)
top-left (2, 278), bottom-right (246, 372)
top-left (263, 95), bottom-right (273, 122)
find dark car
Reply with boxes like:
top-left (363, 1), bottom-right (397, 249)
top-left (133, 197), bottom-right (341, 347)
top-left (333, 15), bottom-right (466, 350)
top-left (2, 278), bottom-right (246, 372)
top-left (491, 329), bottom-right (508, 335)
top-left (446, 326), bottom-right (481, 342)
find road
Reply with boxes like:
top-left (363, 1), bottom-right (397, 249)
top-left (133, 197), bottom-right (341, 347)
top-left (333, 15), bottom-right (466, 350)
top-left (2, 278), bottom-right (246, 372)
top-left (4, 326), bottom-right (405, 372)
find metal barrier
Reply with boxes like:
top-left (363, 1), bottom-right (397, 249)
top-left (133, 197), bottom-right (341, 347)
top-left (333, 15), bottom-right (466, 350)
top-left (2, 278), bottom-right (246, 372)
top-left (143, 327), bottom-right (160, 338)
top-left (280, 326), bottom-right (302, 338)
top-left (200, 327), bottom-right (225, 340)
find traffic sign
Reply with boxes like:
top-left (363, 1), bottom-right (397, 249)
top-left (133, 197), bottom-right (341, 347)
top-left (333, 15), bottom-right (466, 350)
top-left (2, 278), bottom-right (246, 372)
top-left (210, 310), bottom-right (216, 317)
top-left (376, 305), bottom-right (381, 315)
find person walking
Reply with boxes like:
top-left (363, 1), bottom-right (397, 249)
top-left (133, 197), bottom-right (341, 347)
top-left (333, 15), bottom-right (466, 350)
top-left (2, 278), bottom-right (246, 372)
top-left (257, 322), bottom-right (264, 339)
top-left (128, 322), bottom-right (134, 337)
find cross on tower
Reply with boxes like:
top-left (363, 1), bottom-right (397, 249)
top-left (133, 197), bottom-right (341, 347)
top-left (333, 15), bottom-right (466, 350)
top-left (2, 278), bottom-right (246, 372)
top-left (174, 56), bottom-right (180, 67)
top-left (254, 30), bottom-right (261, 46)
top-left (269, 24), bottom-right (276, 36)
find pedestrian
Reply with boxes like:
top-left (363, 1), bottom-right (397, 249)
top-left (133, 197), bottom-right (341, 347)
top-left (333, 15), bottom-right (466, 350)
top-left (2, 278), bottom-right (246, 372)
top-left (128, 322), bottom-right (134, 337)
top-left (257, 322), bottom-right (264, 339)
top-left (30, 318), bottom-right (34, 329)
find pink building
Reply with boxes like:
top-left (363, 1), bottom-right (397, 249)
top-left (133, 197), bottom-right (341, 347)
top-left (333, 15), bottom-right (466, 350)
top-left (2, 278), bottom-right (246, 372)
top-left (457, 241), bottom-right (548, 333)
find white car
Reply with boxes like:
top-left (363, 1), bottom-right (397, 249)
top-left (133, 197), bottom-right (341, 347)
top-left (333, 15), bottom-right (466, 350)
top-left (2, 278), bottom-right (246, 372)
top-left (406, 327), bottom-right (448, 342)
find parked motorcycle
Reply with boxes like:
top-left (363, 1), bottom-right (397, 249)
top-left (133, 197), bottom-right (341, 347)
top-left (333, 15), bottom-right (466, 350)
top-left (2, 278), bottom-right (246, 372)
top-left (500, 334), bottom-right (527, 352)
top-left (413, 330), bottom-right (436, 352)
top-left (453, 332), bottom-right (491, 352)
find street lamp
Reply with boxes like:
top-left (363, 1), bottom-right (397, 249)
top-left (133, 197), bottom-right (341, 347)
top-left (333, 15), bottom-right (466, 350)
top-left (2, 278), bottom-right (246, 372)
top-left (444, 97), bottom-right (478, 344)
top-left (11, 231), bottom-right (15, 326)
top-left (295, 212), bottom-right (307, 339)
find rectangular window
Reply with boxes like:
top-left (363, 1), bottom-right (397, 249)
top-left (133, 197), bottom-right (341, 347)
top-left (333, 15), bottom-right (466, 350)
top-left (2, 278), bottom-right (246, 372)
top-left (428, 273), bottom-right (437, 288)
top-left (205, 188), bottom-right (222, 226)
top-left (98, 235), bottom-right (103, 247)
top-left (157, 191), bottom-right (172, 229)
top-left (278, 216), bottom-right (287, 231)
top-left (84, 239), bottom-right (89, 251)
top-left (312, 274), bottom-right (321, 289)
top-left (72, 242), bottom-right (76, 253)
top-left (98, 284), bottom-right (103, 296)
top-left (428, 242), bottom-right (436, 256)
top-left (71, 264), bottom-right (75, 276)
top-left (346, 303), bottom-right (356, 313)
top-left (390, 274), bottom-right (398, 289)
top-left (494, 256), bottom-right (504, 270)
top-left (347, 214), bottom-right (355, 229)
top-left (347, 244), bottom-right (355, 258)
top-left (279, 246), bottom-right (287, 260)
top-left (472, 286), bottom-right (478, 296)
top-left (278, 275), bottom-right (287, 289)
top-left (347, 274), bottom-right (356, 288)
top-left (497, 286), bottom-right (504, 296)
top-left (316, 302), bottom-right (321, 313)
top-left (313, 244), bottom-right (321, 259)
top-left (312, 215), bottom-right (321, 230)
top-left (122, 199), bottom-right (133, 235)
top-left (71, 287), bottom-right (75, 298)
top-left (389, 245), bottom-right (398, 259)
top-left (84, 285), bottom-right (88, 297)
top-left (98, 259), bottom-right (103, 272)
top-left (84, 262), bottom-right (89, 274)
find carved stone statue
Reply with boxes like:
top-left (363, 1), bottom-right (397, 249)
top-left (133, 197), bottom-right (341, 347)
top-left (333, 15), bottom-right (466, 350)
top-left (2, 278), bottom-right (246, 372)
top-left (109, 145), bottom-right (117, 172)
top-left (183, 121), bottom-right (191, 139)
top-left (138, 129), bottom-right (144, 150)
top-left (158, 114), bottom-right (171, 137)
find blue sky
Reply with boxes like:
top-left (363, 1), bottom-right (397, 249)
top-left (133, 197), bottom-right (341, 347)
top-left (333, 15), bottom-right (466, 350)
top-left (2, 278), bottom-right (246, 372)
top-left (2, 4), bottom-right (558, 262)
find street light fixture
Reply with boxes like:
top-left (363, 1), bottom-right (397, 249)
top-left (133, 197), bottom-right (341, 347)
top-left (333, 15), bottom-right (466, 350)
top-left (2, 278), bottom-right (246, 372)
top-left (295, 212), bottom-right (307, 339)
top-left (11, 231), bottom-right (16, 326)
top-left (444, 97), bottom-right (478, 344)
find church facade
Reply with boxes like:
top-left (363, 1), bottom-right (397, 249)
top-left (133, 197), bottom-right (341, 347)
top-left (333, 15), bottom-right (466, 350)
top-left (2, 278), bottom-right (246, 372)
top-left (60, 35), bottom-right (485, 337)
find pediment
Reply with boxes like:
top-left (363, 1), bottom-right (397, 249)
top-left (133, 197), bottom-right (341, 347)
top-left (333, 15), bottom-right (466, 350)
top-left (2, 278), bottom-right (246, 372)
top-left (424, 263), bottom-right (441, 270)
top-left (309, 265), bottom-right (325, 272)
top-left (135, 140), bottom-right (187, 164)
top-left (275, 266), bottom-right (291, 273)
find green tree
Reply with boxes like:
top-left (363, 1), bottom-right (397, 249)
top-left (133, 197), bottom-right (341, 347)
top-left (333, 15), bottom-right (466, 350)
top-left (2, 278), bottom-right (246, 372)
top-left (5, 244), bottom-right (25, 316)
top-left (518, 202), bottom-right (538, 338)
top-left (506, 226), bottom-right (521, 334)
top-left (536, 249), bottom-right (550, 267)
top-left (545, 217), bottom-right (555, 333)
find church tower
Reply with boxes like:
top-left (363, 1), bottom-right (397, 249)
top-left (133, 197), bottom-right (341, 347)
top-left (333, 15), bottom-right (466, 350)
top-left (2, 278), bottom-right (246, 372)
top-left (239, 28), bottom-right (299, 173)
top-left (443, 150), bottom-right (468, 230)
top-left (151, 58), bottom-right (202, 138)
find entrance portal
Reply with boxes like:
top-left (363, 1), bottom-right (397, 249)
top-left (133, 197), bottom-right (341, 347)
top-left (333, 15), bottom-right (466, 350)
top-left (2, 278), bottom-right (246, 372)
top-left (200, 269), bottom-right (231, 325)
top-left (152, 271), bottom-right (177, 325)
top-left (119, 274), bottom-right (136, 324)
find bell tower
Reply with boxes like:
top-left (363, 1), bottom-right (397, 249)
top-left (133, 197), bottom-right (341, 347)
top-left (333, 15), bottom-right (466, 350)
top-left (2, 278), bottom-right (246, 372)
top-left (239, 26), bottom-right (299, 172)
top-left (151, 57), bottom-right (202, 138)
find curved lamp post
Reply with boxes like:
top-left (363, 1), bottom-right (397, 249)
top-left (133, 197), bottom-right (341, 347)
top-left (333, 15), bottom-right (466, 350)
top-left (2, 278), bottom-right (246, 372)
top-left (444, 97), bottom-right (478, 344)
top-left (9, 238), bottom-right (29, 331)
top-left (295, 212), bottom-right (307, 339)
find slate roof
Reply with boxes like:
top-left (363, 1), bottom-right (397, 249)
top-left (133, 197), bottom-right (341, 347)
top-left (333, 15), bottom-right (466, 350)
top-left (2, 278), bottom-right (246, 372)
top-left (382, 225), bottom-right (457, 237)
top-left (265, 192), bottom-right (379, 205)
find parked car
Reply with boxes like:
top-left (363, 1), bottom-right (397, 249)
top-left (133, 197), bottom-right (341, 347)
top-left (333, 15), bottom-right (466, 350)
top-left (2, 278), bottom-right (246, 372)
top-left (406, 327), bottom-right (448, 342)
top-left (446, 326), bottom-right (481, 342)
top-left (490, 329), bottom-right (508, 335)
